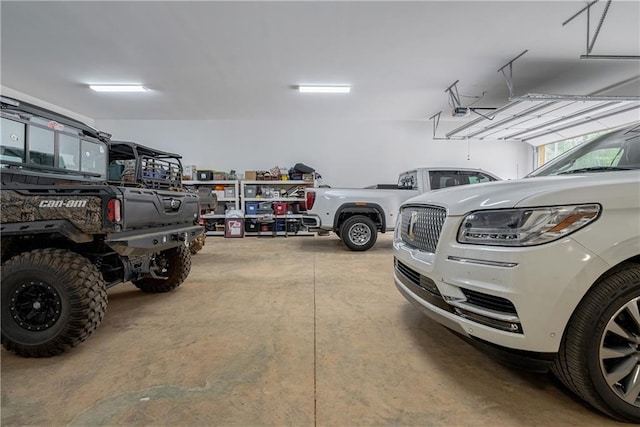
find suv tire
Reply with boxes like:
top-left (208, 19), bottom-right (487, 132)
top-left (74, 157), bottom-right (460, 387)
top-left (552, 262), bottom-right (640, 422)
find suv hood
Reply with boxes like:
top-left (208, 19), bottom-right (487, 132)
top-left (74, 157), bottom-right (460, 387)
top-left (403, 171), bottom-right (640, 216)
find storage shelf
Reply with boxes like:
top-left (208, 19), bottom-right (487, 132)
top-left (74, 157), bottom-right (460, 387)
top-left (183, 180), bottom-right (238, 185)
top-left (244, 214), bottom-right (307, 219)
top-left (243, 197), bottom-right (305, 202)
top-left (185, 180), bottom-right (240, 211)
top-left (243, 231), bottom-right (315, 237)
top-left (195, 179), bottom-right (318, 237)
top-left (241, 180), bottom-right (312, 185)
top-left (202, 214), bottom-right (226, 219)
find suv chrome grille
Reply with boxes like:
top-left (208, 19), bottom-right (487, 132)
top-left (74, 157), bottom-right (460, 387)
top-left (400, 206), bottom-right (446, 253)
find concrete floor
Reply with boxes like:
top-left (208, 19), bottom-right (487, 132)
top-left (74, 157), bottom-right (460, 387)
top-left (1, 234), bottom-right (626, 426)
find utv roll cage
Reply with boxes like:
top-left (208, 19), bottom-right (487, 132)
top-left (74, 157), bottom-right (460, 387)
top-left (107, 141), bottom-right (184, 190)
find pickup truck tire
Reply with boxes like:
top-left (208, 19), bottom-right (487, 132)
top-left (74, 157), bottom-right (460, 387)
top-left (552, 262), bottom-right (640, 422)
top-left (340, 215), bottom-right (377, 251)
top-left (133, 245), bottom-right (191, 293)
top-left (1, 249), bottom-right (107, 358)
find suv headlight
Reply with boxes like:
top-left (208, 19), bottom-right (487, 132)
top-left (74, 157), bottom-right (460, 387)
top-left (457, 204), bottom-right (600, 246)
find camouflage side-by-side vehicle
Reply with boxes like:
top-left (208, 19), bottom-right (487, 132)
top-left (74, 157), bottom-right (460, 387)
top-left (0, 96), bottom-right (204, 357)
top-left (106, 140), bottom-right (217, 254)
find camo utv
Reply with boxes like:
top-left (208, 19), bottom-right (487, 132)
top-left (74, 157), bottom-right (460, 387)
top-left (106, 140), bottom-right (217, 254)
top-left (1, 96), bottom-right (203, 357)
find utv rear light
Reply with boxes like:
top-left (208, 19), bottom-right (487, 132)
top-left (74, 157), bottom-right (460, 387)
top-left (306, 191), bottom-right (316, 210)
top-left (107, 199), bottom-right (121, 222)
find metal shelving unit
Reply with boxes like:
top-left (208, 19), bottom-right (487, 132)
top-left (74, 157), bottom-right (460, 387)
top-left (184, 180), bottom-right (240, 236)
top-left (241, 180), bottom-right (315, 236)
top-left (184, 179), bottom-right (317, 237)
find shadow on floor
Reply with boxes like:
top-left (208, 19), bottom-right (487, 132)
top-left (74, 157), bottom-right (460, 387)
top-left (397, 303), bottom-right (608, 423)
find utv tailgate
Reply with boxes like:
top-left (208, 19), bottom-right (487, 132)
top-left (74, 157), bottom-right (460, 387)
top-left (119, 187), bottom-right (199, 229)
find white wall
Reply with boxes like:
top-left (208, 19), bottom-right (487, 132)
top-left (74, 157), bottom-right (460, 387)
top-left (96, 119), bottom-right (534, 187)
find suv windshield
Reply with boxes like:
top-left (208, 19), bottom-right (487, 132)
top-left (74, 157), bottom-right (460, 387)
top-left (528, 124), bottom-right (640, 177)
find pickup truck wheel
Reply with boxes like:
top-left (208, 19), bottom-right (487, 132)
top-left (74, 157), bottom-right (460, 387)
top-left (133, 245), bottom-right (191, 293)
top-left (1, 249), bottom-right (107, 357)
top-left (552, 263), bottom-right (640, 422)
top-left (340, 215), bottom-right (377, 251)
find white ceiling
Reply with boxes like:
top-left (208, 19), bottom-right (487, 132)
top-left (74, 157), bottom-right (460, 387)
top-left (1, 1), bottom-right (639, 122)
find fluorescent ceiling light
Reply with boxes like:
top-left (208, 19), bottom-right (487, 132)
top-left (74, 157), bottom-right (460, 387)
top-left (89, 85), bottom-right (149, 93)
top-left (298, 85), bottom-right (351, 94)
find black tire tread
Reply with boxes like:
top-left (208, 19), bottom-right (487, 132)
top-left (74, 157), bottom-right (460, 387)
top-left (189, 236), bottom-right (205, 255)
top-left (133, 245), bottom-right (191, 293)
top-left (552, 262), bottom-right (640, 422)
top-left (1, 248), bottom-right (107, 357)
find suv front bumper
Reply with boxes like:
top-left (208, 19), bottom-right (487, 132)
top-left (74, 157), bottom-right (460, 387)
top-left (393, 220), bottom-right (609, 353)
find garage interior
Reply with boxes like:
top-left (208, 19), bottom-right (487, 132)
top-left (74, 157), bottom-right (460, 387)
top-left (1, 1), bottom-right (640, 426)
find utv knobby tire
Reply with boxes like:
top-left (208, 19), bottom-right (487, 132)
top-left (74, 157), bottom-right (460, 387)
top-left (340, 215), bottom-right (377, 251)
top-left (133, 245), bottom-right (191, 293)
top-left (189, 235), bottom-right (205, 255)
top-left (1, 249), bottom-right (107, 358)
top-left (551, 262), bottom-right (640, 423)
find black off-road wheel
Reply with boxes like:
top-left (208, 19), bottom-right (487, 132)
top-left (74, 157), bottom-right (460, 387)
top-left (1, 249), bottom-right (107, 358)
top-left (340, 215), bottom-right (378, 251)
top-left (552, 263), bottom-right (640, 423)
top-left (133, 245), bottom-right (191, 293)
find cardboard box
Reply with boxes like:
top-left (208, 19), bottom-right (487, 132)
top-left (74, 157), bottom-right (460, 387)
top-left (245, 170), bottom-right (257, 181)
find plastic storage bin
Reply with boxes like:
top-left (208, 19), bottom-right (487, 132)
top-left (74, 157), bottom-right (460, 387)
top-left (273, 202), bottom-right (288, 215)
top-left (245, 185), bottom-right (257, 197)
top-left (225, 210), bottom-right (244, 238)
top-left (245, 202), bottom-right (259, 215)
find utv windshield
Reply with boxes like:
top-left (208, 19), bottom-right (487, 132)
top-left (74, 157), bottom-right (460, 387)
top-left (528, 124), bottom-right (640, 177)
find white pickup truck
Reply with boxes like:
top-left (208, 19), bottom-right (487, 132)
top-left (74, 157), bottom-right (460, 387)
top-left (304, 167), bottom-right (500, 251)
top-left (393, 124), bottom-right (640, 422)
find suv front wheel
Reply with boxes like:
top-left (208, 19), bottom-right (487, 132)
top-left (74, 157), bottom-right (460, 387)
top-left (552, 262), bottom-right (640, 422)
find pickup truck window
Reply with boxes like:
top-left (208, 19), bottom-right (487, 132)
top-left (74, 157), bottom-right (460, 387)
top-left (429, 170), bottom-right (497, 189)
top-left (398, 172), bottom-right (418, 189)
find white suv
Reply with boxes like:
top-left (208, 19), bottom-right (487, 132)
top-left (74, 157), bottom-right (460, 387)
top-left (393, 123), bottom-right (640, 422)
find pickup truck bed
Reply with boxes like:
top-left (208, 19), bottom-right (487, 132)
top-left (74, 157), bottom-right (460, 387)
top-left (305, 167), bottom-right (499, 251)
